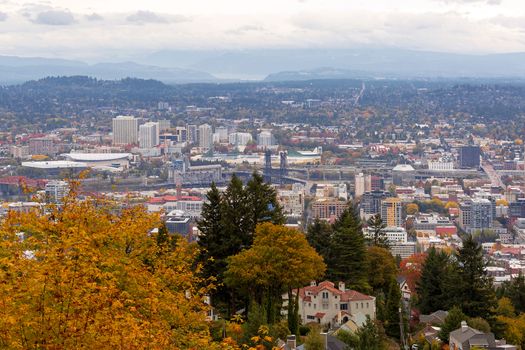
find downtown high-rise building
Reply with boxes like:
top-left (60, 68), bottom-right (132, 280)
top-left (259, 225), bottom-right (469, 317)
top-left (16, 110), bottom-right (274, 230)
top-left (380, 197), bottom-right (403, 227)
top-left (258, 131), bottom-right (275, 147)
top-left (139, 122), bottom-right (160, 149)
top-left (112, 116), bottom-right (138, 145)
top-left (187, 124), bottom-right (197, 143)
top-left (198, 124), bottom-right (213, 150)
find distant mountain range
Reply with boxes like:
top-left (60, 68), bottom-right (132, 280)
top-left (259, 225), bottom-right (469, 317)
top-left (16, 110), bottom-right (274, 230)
top-left (0, 56), bottom-right (215, 84)
top-left (4, 48), bottom-right (525, 84)
top-left (141, 48), bottom-right (525, 80)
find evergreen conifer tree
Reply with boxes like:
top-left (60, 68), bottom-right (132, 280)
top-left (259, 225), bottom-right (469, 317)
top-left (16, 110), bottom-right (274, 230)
top-left (306, 218), bottom-right (333, 266)
top-left (455, 235), bottom-right (496, 319)
top-left (384, 277), bottom-right (402, 340)
top-left (366, 213), bottom-right (389, 248)
top-left (416, 247), bottom-right (451, 314)
top-left (245, 172), bottom-right (285, 232)
top-left (328, 204), bottom-right (369, 291)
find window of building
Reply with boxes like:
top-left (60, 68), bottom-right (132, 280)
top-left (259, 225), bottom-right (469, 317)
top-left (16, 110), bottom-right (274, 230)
top-left (322, 292), bottom-right (329, 299)
top-left (340, 303), bottom-right (348, 310)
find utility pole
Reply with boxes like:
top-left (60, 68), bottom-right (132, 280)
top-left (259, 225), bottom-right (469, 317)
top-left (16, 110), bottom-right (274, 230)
top-left (399, 307), bottom-right (408, 350)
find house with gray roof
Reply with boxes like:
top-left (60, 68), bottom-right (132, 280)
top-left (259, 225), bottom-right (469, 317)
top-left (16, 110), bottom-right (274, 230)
top-left (449, 321), bottom-right (516, 350)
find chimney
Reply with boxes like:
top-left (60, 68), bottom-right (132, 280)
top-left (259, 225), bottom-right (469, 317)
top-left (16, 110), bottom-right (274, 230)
top-left (461, 321), bottom-right (468, 332)
top-left (310, 281), bottom-right (317, 287)
top-left (286, 335), bottom-right (296, 350)
top-left (321, 332), bottom-right (328, 350)
top-left (338, 281), bottom-right (345, 292)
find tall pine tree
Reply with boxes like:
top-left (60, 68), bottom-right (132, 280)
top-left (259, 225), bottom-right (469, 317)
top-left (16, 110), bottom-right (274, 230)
top-left (454, 235), bottom-right (496, 319)
top-left (328, 204), bottom-right (369, 292)
top-left (366, 213), bottom-right (389, 248)
top-left (384, 277), bottom-right (402, 340)
top-left (306, 218), bottom-right (333, 267)
top-left (245, 172), bottom-right (285, 233)
top-left (416, 247), bottom-right (452, 314)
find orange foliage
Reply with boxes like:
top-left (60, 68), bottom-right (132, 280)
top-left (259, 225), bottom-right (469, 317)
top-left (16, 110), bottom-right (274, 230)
top-left (399, 253), bottom-right (427, 295)
top-left (0, 186), bottom-right (216, 349)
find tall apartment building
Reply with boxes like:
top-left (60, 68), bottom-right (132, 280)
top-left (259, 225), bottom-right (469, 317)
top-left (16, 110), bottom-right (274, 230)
top-left (45, 180), bottom-right (69, 203)
top-left (277, 183), bottom-right (305, 218)
top-left (187, 124), bottom-right (197, 143)
top-left (459, 198), bottom-right (494, 233)
top-left (215, 127), bottom-right (228, 143)
top-left (112, 116), bottom-right (138, 145)
top-left (355, 173), bottom-right (367, 198)
top-left (258, 131), bottom-right (275, 147)
top-left (29, 138), bottom-right (56, 156)
top-left (198, 124), bottom-right (213, 150)
top-left (459, 146), bottom-right (481, 168)
top-left (381, 197), bottom-right (403, 227)
top-left (311, 199), bottom-right (348, 220)
top-left (174, 126), bottom-right (187, 142)
top-left (228, 132), bottom-right (253, 147)
top-left (158, 119), bottom-right (171, 132)
top-left (361, 190), bottom-right (392, 216)
top-left (139, 122), bottom-right (159, 149)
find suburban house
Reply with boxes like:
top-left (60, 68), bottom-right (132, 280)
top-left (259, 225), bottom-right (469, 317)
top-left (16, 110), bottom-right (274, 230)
top-left (284, 281), bottom-right (376, 328)
top-left (397, 276), bottom-right (412, 302)
top-left (419, 310), bottom-right (448, 325)
top-left (449, 321), bottom-right (516, 350)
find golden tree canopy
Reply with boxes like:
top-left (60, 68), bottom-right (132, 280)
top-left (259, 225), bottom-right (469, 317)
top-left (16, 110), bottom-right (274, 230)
top-left (0, 192), bottom-right (215, 349)
top-left (405, 203), bottom-right (419, 215)
top-left (225, 223), bottom-right (326, 292)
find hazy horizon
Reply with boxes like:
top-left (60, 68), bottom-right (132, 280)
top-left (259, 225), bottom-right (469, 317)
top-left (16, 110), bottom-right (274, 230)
top-left (1, 0), bottom-right (525, 62)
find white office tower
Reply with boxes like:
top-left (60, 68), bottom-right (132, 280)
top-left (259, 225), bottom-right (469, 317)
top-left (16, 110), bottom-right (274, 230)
top-left (139, 122), bottom-right (160, 149)
top-left (355, 173), bottom-right (366, 198)
top-left (229, 132), bottom-right (253, 146)
top-left (187, 124), bottom-right (197, 143)
top-left (198, 124), bottom-right (213, 150)
top-left (45, 180), bottom-right (69, 203)
top-left (258, 131), bottom-right (275, 147)
top-left (216, 127), bottom-right (229, 143)
top-left (112, 116), bottom-right (138, 145)
top-left (158, 119), bottom-right (171, 132)
top-left (338, 183), bottom-right (348, 201)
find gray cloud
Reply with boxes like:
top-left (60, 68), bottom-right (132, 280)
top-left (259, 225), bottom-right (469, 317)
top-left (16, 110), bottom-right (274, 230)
top-left (227, 25), bottom-right (266, 35)
top-left (0, 12), bottom-right (7, 21)
top-left (85, 13), bottom-right (103, 21)
top-left (125, 11), bottom-right (189, 24)
top-left (32, 9), bottom-right (75, 25)
top-left (126, 10), bottom-right (167, 23)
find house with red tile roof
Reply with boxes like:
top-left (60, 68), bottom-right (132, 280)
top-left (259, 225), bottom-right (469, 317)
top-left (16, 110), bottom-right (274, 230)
top-left (284, 281), bottom-right (376, 328)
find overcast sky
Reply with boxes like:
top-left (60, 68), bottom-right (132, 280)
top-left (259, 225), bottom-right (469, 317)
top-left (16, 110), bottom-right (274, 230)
top-left (1, 0), bottom-right (525, 61)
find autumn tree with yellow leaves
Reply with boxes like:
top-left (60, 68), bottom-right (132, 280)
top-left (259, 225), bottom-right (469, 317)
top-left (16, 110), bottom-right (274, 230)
top-left (225, 223), bottom-right (325, 334)
top-left (0, 187), bottom-right (216, 349)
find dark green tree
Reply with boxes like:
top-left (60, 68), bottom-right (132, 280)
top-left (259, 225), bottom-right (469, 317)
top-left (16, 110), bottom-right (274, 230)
top-left (501, 273), bottom-right (525, 313)
top-left (454, 235), bottom-right (496, 319)
top-left (384, 277), bottom-right (402, 340)
top-left (416, 247), bottom-right (452, 314)
top-left (438, 306), bottom-right (467, 342)
top-left (328, 204), bottom-right (369, 292)
top-left (306, 218), bottom-right (333, 266)
top-left (366, 213), bottom-right (389, 248)
top-left (220, 174), bottom-right (250, 250)
top-left (245, 172), bottom-right (285, 233)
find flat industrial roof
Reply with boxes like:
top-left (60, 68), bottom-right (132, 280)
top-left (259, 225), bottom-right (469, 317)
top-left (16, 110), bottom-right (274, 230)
top-left (65, 153), bottom-right (131, 162)
top-left (21, 161), bottom-right (88, 169)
